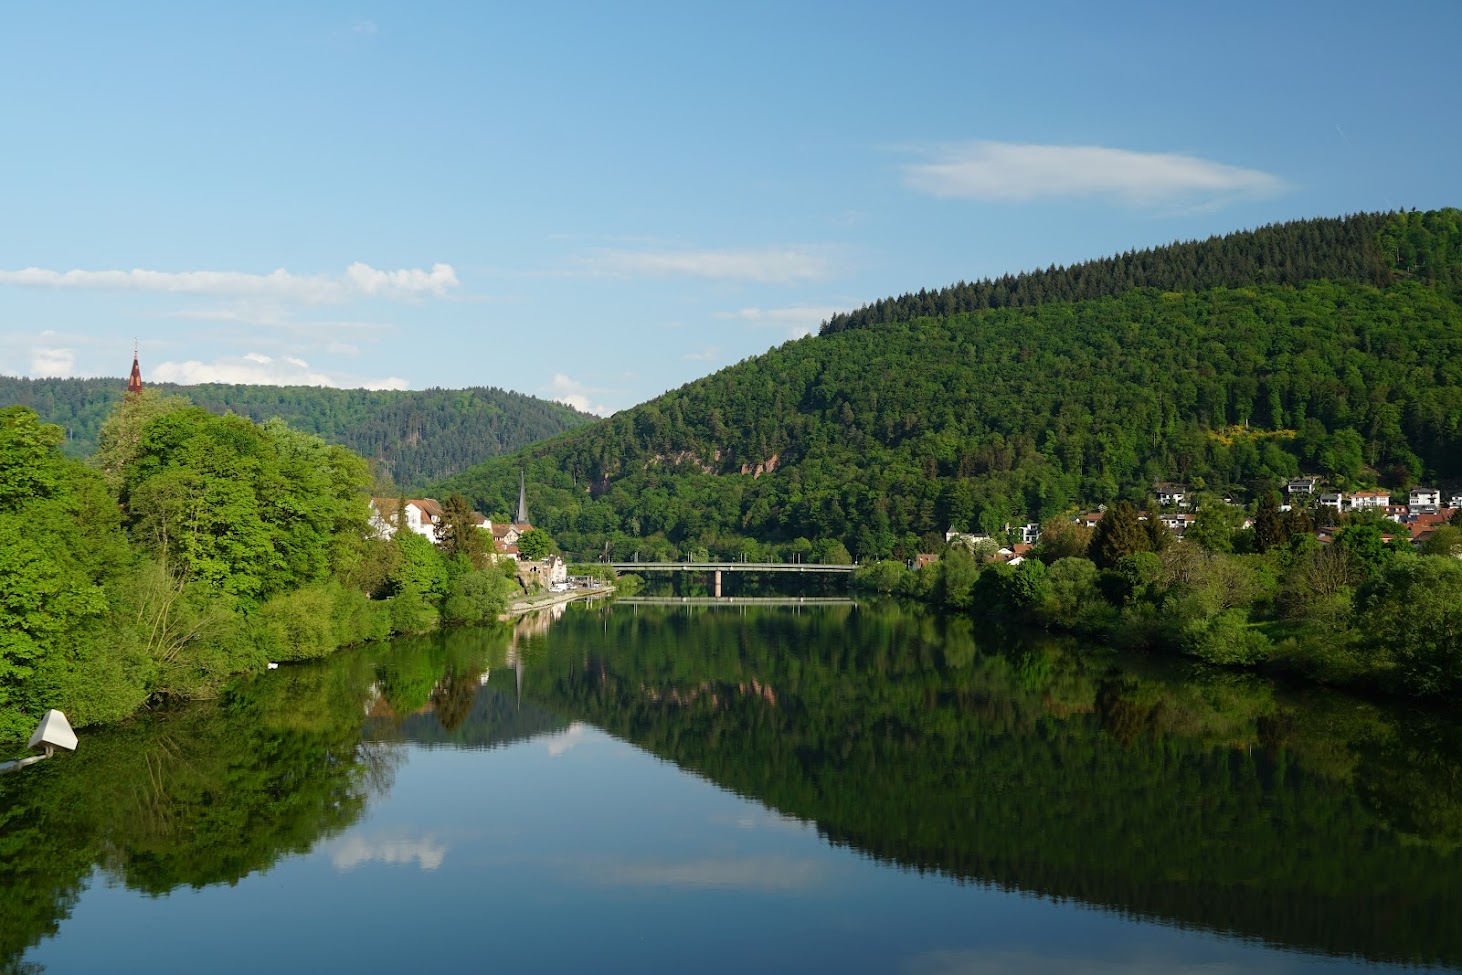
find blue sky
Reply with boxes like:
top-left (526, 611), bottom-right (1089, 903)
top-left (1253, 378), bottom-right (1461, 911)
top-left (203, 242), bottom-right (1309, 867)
top-left (1, 1), bottom-right (1457, 414)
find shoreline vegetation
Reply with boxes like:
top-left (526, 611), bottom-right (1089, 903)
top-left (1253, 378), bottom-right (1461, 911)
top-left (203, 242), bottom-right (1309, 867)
top-left (851, 499), bottom-right (1462, 702)
top-left (0, 394), bottom-right (617, 746)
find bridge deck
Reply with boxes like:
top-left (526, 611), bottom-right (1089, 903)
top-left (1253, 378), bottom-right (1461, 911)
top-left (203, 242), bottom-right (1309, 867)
top-left (607, 561), bottom-right (856, 573)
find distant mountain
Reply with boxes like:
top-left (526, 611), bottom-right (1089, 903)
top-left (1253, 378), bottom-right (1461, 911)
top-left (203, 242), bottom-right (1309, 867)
top-left (0, 378), bottom-right (593, 489)
top-left (438, 209), bottom-right (1462, 561)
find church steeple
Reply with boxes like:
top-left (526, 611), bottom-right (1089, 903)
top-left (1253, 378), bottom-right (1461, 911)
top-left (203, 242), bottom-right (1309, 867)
top-left (515, 470), bottom-right (530, 526)
top-left (126, 344), bottom-right (143, 396)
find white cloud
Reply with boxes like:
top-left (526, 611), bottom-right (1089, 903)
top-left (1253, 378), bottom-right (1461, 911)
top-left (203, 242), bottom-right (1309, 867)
top-left (682, 346), bottom-right (721, 362)
top-left (586, 247), bottom-right (830, 284)
top-left (327, 834), bottom-right (446, 872)
top-left (151, 353), bottom-right (409, 390)
top-left (547, 373), bottom-right (614, 416)
top-left (0, 262), bottom-right (459, 303)
top-left (903, 141), bottom-right (1284, 209)
top-left (30, 346), bottom-right (76, 377)
top-left (717, 304), bottom-right (841, 339)
top-left (351, 19), bottom-right (378, 34)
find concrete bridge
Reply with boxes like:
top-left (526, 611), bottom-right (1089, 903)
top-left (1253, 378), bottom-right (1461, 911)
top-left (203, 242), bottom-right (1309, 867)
top-left (606, 560), bottom-right (856, 597)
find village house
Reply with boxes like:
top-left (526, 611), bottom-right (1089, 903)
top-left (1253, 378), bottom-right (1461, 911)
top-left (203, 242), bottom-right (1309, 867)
top-left (369, 498), bottom-right (444, 540)
top-left (1317, 491), bottom-right (1345, 512)
top-left (1410, 487), bottom-right (1442, 511)
top-left (945, 529), bottom-right (994, 548)
top-left (1158, 512), bottom-right (1197, 536)
top-left (1287, 476), bottom-right (1320, 496)
top-left (1347, 489), bottom-right (1391, 511)
top-left (1153, 482), bottom-right (1189, 508)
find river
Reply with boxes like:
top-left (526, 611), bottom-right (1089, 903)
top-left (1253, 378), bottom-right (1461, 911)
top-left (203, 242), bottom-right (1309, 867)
top-left (3, 599), bottom-right (1459, 973)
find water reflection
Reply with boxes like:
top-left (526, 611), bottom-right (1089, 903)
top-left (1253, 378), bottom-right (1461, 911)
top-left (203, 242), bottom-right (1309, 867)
top-left (4, 601), bottom-right (1461, 972)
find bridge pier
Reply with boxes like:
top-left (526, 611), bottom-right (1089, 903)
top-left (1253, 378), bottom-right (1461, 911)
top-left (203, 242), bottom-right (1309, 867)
top-left (713, 570), bottom-right (722, 597)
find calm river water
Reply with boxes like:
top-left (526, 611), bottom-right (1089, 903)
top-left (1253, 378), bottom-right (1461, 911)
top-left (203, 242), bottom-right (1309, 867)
top-left (4, 599), bottom-right (1460, 974)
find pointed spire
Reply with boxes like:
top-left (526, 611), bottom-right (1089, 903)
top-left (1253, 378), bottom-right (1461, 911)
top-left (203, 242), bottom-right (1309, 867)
top-left (515, 469), bottom-right (529, 525)
top-left (126, 342), bottom-right (143, 396)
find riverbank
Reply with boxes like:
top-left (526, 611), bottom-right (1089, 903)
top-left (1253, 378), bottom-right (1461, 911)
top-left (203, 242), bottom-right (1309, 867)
top-left (500, 584), bottom-right (615, 619)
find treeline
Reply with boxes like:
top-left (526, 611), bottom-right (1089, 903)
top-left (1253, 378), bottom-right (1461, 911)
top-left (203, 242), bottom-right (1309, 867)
top-left (855, 499), bottom-right (1462, 700)
top-left (0, 394), bottom-right (517, 743)
top-left (0, 378), bottom-right (592, 488)
top-left (821, 208), bottom-right (1460, 335)
top-left (440, 276), bottom-right (1462, 562)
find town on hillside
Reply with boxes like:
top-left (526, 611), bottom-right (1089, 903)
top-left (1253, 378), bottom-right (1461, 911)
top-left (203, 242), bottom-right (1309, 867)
top-left (939, 478), bottom-right (1462, 566)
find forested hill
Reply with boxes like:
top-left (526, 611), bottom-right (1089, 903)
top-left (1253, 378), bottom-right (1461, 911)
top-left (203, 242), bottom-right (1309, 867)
top-left (821, 208), bottom-right (1459, 335)
top-left (439, 209), bottom-right (1462, 561)
top-left (0, 378), bottom-right (591, 488)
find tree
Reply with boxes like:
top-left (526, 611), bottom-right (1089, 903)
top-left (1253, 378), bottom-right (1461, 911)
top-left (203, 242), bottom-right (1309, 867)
top-left (1091, 502), bottom-right (1148, 569)
top-left (1354, 557), bottom-right (1462, 696)
top-left (1187, 499), bottom-right (1238, 553)
top-left (1252, 491), bottom-right (1286, 553)
top-left (435, 494), bottom-right (488, 568)
top-left (516, 528), bottom-right (552, 562)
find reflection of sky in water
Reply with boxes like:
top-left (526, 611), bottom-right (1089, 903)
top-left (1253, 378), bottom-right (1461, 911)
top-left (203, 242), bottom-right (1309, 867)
top-left (29, 724), bottom-right (1439, 974)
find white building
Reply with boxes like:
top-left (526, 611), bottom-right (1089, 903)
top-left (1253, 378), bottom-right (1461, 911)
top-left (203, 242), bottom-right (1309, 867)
top-left (1154, 482), bottom-right (1189, 508)
top-left (1348, 489), bottom-right (1391, 511)
top-left (1318, 491), bottom-right (1345, 511)
top-left (1411, 487), bottom-right (1442, 510)
top-left (369, 498), bottom-right (444, 540)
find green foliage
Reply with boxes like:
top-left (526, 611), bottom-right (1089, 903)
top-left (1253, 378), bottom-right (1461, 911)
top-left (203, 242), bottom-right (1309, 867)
top-left (1092, 502), bottom-right (1149, 569)
top-left (434, 493), bottom-right (488, 567)
top-left (443, 269), bottom-right (1462, 565)
top-left (390, 530), bottom-right (447, 599)
top-left (516, 527), bottom-right (552, 561)
top-left (3, 378), bottom-right (591, 485)
top-left (822, 211), bottom-right (1405, 335)
top-left (442, 568), bottom-right (512, 627)
top-left (1354, 557), bottom-right (1462, 697)
top-left (853, 559), bottom-right (913, 594)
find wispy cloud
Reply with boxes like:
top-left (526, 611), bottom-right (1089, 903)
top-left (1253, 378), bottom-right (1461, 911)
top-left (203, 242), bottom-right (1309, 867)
top-left (903, 141), bottom-right (1284, 209)
top-left (0, 262), bottom-right (459, 303)
top-left (717, 304), bottom-right (842, 339)
top-left (585, 247), bottom-right (831, 284)
top-left (682, 346), bottom-right (721, 362)
top-left (351, 19), bottom-right (378, 34)
top-left (151, 353), bottom-right (409, 390)
top-left (546, 373), bottom-right (614, 416)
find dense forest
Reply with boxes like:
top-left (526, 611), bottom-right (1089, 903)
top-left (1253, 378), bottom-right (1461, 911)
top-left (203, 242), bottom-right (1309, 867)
top-left (0, 378), bottom-right (591, 488)
top-left (441, 264), bottom-right (1462, 563)
top-left (821, 208), bottom-right (1458, 334)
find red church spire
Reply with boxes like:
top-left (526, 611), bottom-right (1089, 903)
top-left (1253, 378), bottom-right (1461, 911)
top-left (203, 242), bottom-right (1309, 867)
top-left (127, 344), bottom-right (142, 396)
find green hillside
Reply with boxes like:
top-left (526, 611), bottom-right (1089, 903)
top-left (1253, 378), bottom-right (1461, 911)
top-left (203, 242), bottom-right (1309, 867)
top-left (0, 379), bottom-right (591, 488)
top-left (440, 209), bottom-right (1462, 560)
